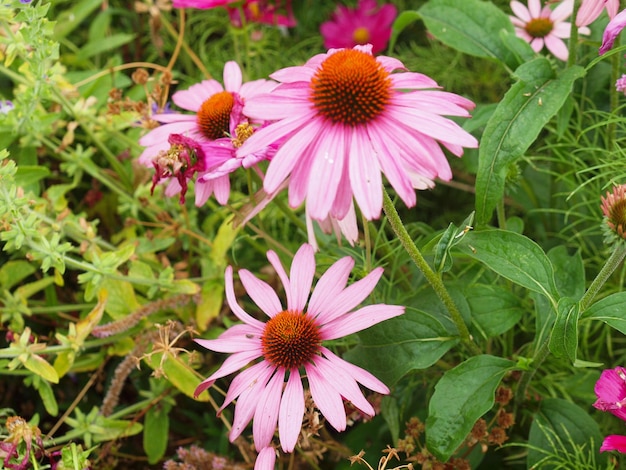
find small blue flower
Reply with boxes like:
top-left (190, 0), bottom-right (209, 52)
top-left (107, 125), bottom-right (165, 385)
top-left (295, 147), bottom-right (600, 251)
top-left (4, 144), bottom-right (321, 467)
top-left (0, 100), bottom-right (14, 114)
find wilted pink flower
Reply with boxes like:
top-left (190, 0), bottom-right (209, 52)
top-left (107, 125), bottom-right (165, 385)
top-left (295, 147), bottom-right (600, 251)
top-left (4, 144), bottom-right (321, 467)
top-left (576, 0), bottom-right (619, 27)
top-left (600, 8), bottom-right (626, 54)
top-left (194, 244), bottom-right (404, 466)
top-left (320, 0), bottom-right (397, 54)
top-left (510, 0), bottom-right (589, 61)
top-left (594, 367), bottom-right (626, 420)
top-left (237, 44), bottom-right (477, 222)
top-left (138, 61), bottom-right (275, 205)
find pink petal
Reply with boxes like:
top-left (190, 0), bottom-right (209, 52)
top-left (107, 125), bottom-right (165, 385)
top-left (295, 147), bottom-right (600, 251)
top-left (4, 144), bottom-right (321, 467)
top-left (307, 256), bottom-right (355, 319)
top-left (278, 370), bottom-right (305, 452)
top-left (321, 347), bottom-right (390, 394)
top-left (305, 360), bottom-right (347, 432)
top-left (600, 9), bottom-right (626, 54)
top-left (601, 434), bottom-right (626, 452)
top-left (204, 349), bottom-right (262, 383)
top-left (288, 244), bottom-right (315, 312)
top-left (320, 304), bottom-right (405, 340)
top-left (348, 130), bottom-right (383, 220)
top-left (239, 269), bottom-right (283, 318)
top-left (195, 324), bottom-right (262, 353)
top-left (230, 363), bottom-right (276, 441)
top-left (220, 361), bottom-right (274, 414)
top-left (253, 368), bottom-right (285, 450)
top-left (225, 266), bottom-right (266, 329)
top-left (223, 61), bottom-right (242, 93)
top-left (551, 0), bottom-right (574, 23)
top-left (544, 35), bottom-right (569, 61)
top-left (510, 1), bottom-right (531, 22)
top-left (254, 447), bottom-right (277, 470)
top-left (172, 79), bottom-right (223, 111)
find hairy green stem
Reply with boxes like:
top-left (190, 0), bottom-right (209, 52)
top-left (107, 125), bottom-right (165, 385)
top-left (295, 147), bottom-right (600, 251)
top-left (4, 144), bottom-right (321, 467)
top-left (566, 0), bottom-right (581, 68)
top-left (580, 243), bottom-right (626, 311)
top-left (382, 190), bottom-right (481, 355)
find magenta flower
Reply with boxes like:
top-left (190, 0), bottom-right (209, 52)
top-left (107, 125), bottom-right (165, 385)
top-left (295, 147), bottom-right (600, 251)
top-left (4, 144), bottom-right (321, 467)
top-left (576, 0), bottom-right (619, 27)
top-left (617, 75), bottom-right (626, 94)
top-left (600, 8), bottom-right (626, 54)
top-left (600, 434), bottom-right (626, 452)
top-left (138, 61), bottom-right (275, 205)
top-left (594, 366), bottom-right (626, 420)
top-left (509, 0), bottom-right (589, 61)
top-left (236, 44), bottom-right (477, 222)
top-left (172, 0), bottom-right (237, 7)
top-left (320, 0), bottom-right (397, 54)
top-left (173, 0), bottom-right (295, 27)
top-left (194, 244), bottom-right (404, 465)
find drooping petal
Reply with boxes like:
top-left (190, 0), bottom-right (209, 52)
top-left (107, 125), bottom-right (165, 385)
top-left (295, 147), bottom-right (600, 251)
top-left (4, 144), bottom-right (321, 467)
top-left (321, 346), bottom-right (390, 394)
top-left (225, 266), bottom-right (266, 329)
top-left (253, 368), bottom-right (285, 450)
top-left (278, 370), bottom-right (305, 452)
top-left (305, 360), bottom-right (347, 432)
top-left (320, 304), bottom-right (405, 340)
top-left (254, 447), bottom-right (277, 470)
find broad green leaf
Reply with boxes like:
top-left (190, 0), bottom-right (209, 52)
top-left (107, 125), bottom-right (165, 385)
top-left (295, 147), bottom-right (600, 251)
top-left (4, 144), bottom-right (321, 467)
top-left (0, 260), bottom-right (36, 290)
top-left (458, 230), bottom-right (559, 306)
top-left (54, 0), bottom-right (103, 39)
top-left (31, 376), bottom-right (58, 416)
top-left (426, 355), bottom-right (517, 461)
top-left (76, 34), bottom-right (136, 60)
top-left (389, 11), bottom-right (421, 52)
top-left (100, 279), bottom-right (140, 320)
top-left (475, 59), bottom-right (585, 225)
top-left (144, 406), bottom-right (169, 464)
top-left (14, 165), bottom-right (50, 192)
top-left (465, 284), bottom-right (523, 339)
top-left (419, 0), bottom-right (520, 67)
top-left (527, 398), bottom-right (607, 469)
top-left (548, 246), bottom-right (585, 300)
top-left (433, 212), bottom-right (475, 273)
top-left (581, 292), bottom-right (626, 334)
top-left (196, 279), bottom-right (224, 332)
top-left (24, 354), bottom-right (59, 384)
top-left (344, 308), bottom-right (458, 386)
top-left (144, 352), bottom-right (210, 402)
top-left (548, 297), bottom-right (580, 362)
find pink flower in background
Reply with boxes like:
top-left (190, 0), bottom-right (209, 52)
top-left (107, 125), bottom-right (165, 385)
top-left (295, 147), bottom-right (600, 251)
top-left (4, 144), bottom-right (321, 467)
top-left (576, 0), bottom-right (619, 27)
top-left (138, 61), bottom-right (275, 205)
top-left (194, 244), bottom-right (404, 465)
top-left (320, 0), bottom-right (397, 54)
top-left (600, 434), bottom-right (626, 453)
top-left (617, 74), bottom-right (626, 94)
top-left (237, 44), bottom-right (477, 222)
top-left (509, 0), bottom-right (589, 61)
top-left (174, 0), bottom-right (295, 27)
top-left (599, 8), bottom-right (626, 54)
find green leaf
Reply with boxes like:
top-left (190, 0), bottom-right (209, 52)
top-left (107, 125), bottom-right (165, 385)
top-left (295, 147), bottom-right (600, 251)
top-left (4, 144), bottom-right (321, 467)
top-left (143, 406), bottom-right (169, 464)
top-left (196, 278), bottom-right (224, 332)
top-left (582, 292), bottom-right (626, 334)
top-left (527, 398), bottom-right (608, 469)
top-left (344, 308), bottom-right (458, 386)
top-left (0, 260), bottom-right (36, 290)
top-left (474, 59), bottom-right (585, 225)
top-left (209, 216), bottom-right (240, 274)
top-left (54, 0), bottom-right (103, 39)
top-left (23, 354), bottom-right (59, 383)
top-left (31, 376), bottom-right (59, 416)
top-left (389, 10), bottom-right (421, 52)
top-left (548, 297), bottom-right (580, 362)
top-left (419, 0), bottom-right (519, 67)
top-left (466, 284), bottom-right (523, 338)
top-left (14, 165), bottom-right (50, 191)
top-left (457, 229), bottom-right (559, 306)
top-left (433, 212), bottom-right (475, 273)
top-left (76, 33), bottom-right (136, 60)
top-left (144, 352), bottom-right (210, 402)
top-left (548, 246), bottom-right (585, 300)
top-left (100, 279), bottom-right (140, 320)
top-left (426, 355), bottom-right (517, 461)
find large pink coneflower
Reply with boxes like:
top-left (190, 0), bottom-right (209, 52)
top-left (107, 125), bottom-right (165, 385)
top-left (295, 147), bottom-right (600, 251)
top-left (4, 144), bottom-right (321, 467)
top-left (320, 0), bottom-right (397, 54)
top-left (138, 61), bottom-right (275, 205)
top-left (509, 0), bottom-right (589, 61)
top-left (194, 244), bottom-right (404, 468)
top-left (236, 44), bottom-right (477, 222)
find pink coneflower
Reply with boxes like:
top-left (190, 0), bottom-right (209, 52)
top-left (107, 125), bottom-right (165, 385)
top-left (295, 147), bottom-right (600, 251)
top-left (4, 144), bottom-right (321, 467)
top-left (138, 61), bottom-right (275, 205)
top-left (601, 185), bottom-right (626, 241)
top-left (599, 8), bottom-right (626, 54)
top-left (509, 0), bottom-right (589, 61)
top-left (576, 0), bottom-right (619, 27)
top-left (617, 75), bottom-right (626, 94)
top-left (320, 0), bottom-right (397, 54)
top-left (194, 244), bottom-right (404, 466)
top-left (236, 44), bottom-right (478, 222)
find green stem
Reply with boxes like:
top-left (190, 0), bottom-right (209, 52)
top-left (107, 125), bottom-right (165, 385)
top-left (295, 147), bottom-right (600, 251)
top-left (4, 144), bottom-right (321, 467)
top-left (382, 190), bottom-right (481, 355)
top-left (580, 243), bottom-right (626, 311)
top-left (566, 0), bottom-right (581, 68)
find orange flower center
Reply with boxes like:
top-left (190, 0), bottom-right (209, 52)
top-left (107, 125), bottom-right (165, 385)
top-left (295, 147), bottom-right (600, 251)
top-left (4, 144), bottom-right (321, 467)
top-left (197, 90), bottom-right (234, 140)
top-left (261, 310), bottom-right (321, 369)
top-left (525, 18), bottom-right (553, 38)
top-left (352, 26), bottom-right (371, 45)
top-left (310, 49), bottom-right (392, 126)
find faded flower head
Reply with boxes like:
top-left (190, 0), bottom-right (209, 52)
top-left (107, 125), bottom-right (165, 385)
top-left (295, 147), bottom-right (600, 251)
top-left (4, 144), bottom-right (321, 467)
top-left (509, 0), bottom-right (589, 61)
top-left (320, 0), bottom-right (397, 54)
top-left (0, 416), bottom-right (45, 470)
top-left (601, 185), bottom-right (626, 242)
top-left (194, 244), bottom-right (404, 468)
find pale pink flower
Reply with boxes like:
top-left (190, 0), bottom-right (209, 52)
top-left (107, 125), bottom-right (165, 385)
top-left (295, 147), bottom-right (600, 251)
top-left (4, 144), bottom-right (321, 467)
top-left (194, 244), bottom-right (404, 465)
top-left (237, 44), bottom-right (478, 222)
top-left (509, 0), bottom-right (590, 61)
top-left (617, 75), bottom-right (626, 94)
top-left (138, 61), bottom-right (275, 205)
top-left (576, 0), bottom-right (619, 27)
top-left (599, 8), bottom-right (626, 54)
top-left (320, 0), bottom-right (397, 54)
